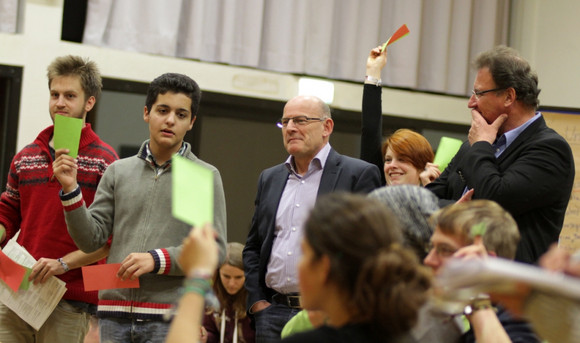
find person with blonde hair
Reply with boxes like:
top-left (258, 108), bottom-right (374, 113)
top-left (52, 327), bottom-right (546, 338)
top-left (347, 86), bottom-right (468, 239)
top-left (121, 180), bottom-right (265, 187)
top-left (426, 199), bottom-right (521, 265)
top-left (0, 55), bottom-right (118, 342)
top-left (425, 200), bottom-right (539, 343)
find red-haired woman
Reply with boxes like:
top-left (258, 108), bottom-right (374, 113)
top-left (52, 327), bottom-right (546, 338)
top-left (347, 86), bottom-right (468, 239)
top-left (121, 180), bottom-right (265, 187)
top-left (361, 46), bottom-right (440, 186)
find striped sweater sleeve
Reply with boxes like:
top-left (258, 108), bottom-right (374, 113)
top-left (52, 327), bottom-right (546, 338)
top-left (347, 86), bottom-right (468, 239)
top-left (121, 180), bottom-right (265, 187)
top-left (59, 185), bottom-right (85, 211)
top-left (148, 249), bottom-right (172, 274)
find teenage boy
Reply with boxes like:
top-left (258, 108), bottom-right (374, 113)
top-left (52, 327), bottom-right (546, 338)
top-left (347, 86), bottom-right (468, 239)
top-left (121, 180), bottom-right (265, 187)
top-left (53, 73), bottom-right (227, 343)
top-left (423, 200), bottom-right (539, 343)
top-left (0, 55), bottom-right (118, 342)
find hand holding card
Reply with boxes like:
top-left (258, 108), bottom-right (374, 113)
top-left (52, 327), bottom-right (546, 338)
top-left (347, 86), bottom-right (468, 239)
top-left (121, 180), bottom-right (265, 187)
top-left (82, 264), bottom-right (140, 291)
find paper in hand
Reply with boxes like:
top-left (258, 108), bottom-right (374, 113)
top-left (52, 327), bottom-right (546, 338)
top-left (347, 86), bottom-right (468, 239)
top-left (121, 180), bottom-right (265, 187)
top-left (82, 264), bottom-right (140, 291)
top-left (382, 24), bottom-right (410, 51)
top-left (54, 114), bottom-right (83, 158)
top-left (0, 250), bottom-right (28, 292)
top-left (172, 154), bottom-right (214, 227)
top-left (433, 136), bottom-right (462, 172)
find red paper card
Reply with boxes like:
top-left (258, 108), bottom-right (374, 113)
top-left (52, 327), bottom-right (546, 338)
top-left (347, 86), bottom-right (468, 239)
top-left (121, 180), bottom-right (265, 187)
top-left (382, 24), bottom-right (410, 50)
top-left (0, 249), bottom-right (27, 292)
top-left (82, 263), bottom-right (140, 291)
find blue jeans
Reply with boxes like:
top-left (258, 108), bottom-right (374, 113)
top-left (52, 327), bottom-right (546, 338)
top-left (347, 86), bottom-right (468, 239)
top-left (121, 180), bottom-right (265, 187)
top-left (254, 303), bottom-right (301, 343)
top-left (99, 317), bottom-right (170, 343)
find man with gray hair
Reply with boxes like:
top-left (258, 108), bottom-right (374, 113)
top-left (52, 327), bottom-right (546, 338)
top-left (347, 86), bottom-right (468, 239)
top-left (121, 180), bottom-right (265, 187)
top-left (426, 45), bottom-right (574, 264)
top-left (243, 95), bottom-right (381, 342)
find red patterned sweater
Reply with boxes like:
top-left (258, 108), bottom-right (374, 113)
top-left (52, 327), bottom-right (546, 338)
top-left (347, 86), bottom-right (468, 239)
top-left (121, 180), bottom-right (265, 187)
top-left (0, 124), bottom-right (118, 304)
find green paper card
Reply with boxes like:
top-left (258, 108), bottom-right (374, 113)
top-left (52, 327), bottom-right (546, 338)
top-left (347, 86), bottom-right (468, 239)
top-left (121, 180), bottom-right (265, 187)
top-left (172, 155), bottom-right (214, 227)
top-left (18, 268), bottom-right (32, 291)
top-left (470, 223), bottom-right (487, 237)
top-left (434, 136), bottom-right (463, 172)
top-left (54, 115), bottom-right (83, 158)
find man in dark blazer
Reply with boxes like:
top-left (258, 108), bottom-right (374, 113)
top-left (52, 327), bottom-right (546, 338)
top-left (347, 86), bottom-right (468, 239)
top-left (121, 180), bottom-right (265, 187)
top-left (426, 46), bottom-right (574, 264)
top-left (243, 95), bottom-right (381, 342)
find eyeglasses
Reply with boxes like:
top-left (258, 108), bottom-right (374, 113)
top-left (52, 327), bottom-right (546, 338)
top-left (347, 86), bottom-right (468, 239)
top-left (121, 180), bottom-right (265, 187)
top-left (471, 87), bottom-right (505, 100)
top-left (425, 242), bottom-right (458, 258)
top-left (276, 116), bottom-right (326, 128)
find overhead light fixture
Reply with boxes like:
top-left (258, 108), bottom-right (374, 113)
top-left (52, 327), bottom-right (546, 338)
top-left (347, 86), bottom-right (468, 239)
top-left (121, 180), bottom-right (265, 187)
top-left (298, 77), bottom-right (334, 104)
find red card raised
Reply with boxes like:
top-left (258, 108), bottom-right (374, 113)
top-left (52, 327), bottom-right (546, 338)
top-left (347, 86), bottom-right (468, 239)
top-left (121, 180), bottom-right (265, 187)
top-left (382, 24), bottom-right (410, 50)
top-left (0, 249), bottom-right (27, 292)
top-left (82, 263), bottom-right (140, 291)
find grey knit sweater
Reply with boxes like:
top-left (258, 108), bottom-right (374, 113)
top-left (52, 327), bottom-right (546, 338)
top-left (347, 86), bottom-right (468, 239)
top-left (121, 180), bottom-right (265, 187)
top-left (61, 140), bottom-right (226, 320)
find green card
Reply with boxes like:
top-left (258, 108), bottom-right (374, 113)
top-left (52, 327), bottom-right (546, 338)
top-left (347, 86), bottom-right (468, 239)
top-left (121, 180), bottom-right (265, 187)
top-left (434, 136), bottom-right (463, 172)
top-left (18, 268), bottom-right (32, 291)
top-left (54, 114), bottom-right (83, 158)
top-left (470, 222), bottom-right (487, 237)
top-left (172, 155), bottom-right (214, 227)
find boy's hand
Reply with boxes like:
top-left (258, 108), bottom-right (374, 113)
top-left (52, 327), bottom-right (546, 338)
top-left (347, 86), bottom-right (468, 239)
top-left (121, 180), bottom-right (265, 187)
top-left (52, 148), bottom-right (79, 193)
top-left (29, 258), bottom-right (66, 284)
top-left (117, 253), bottom-right (154, 280)
top-left (452, 235), bottom-right (488, 261)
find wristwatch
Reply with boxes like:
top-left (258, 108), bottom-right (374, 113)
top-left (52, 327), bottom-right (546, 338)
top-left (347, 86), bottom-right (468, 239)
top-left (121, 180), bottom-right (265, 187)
top-left (463, 296), bottom-right (493, 316)
top-left (364, 75), bottom-right (382, 87)
top-left (57, 258), bottom-right (70, 272)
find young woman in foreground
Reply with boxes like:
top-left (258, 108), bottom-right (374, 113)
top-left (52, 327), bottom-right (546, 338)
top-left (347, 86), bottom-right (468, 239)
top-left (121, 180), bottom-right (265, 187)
top-left (281, 193), bottom-right (431, 343)
top-left (167, 194), bottom-right (430, 343)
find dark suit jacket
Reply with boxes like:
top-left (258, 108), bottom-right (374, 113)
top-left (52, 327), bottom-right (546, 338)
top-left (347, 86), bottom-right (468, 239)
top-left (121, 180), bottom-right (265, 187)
top-left (243, 148), bottom-right (382, 309)
top-left (427, 115), bottom-right (574, 263)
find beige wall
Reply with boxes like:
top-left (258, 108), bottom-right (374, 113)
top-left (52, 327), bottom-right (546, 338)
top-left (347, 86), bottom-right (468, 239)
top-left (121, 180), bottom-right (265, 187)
top-left (509, 0), bottom-right (580, 109)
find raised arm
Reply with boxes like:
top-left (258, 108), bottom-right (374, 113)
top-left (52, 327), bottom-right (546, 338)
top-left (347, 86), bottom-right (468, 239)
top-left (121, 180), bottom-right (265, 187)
top-left (166, 224), bottom-right (219, 343)
top-left (361, 46), bottom-right (387, 186)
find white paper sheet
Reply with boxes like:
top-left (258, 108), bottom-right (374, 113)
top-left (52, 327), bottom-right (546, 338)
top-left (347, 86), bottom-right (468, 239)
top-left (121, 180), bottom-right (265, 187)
top-left (436, 257), bottom-right (580, 299)
top-left (0, 238), bottom-right (67, 330)
top-left (436, 257), bottom-right (580, 343)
